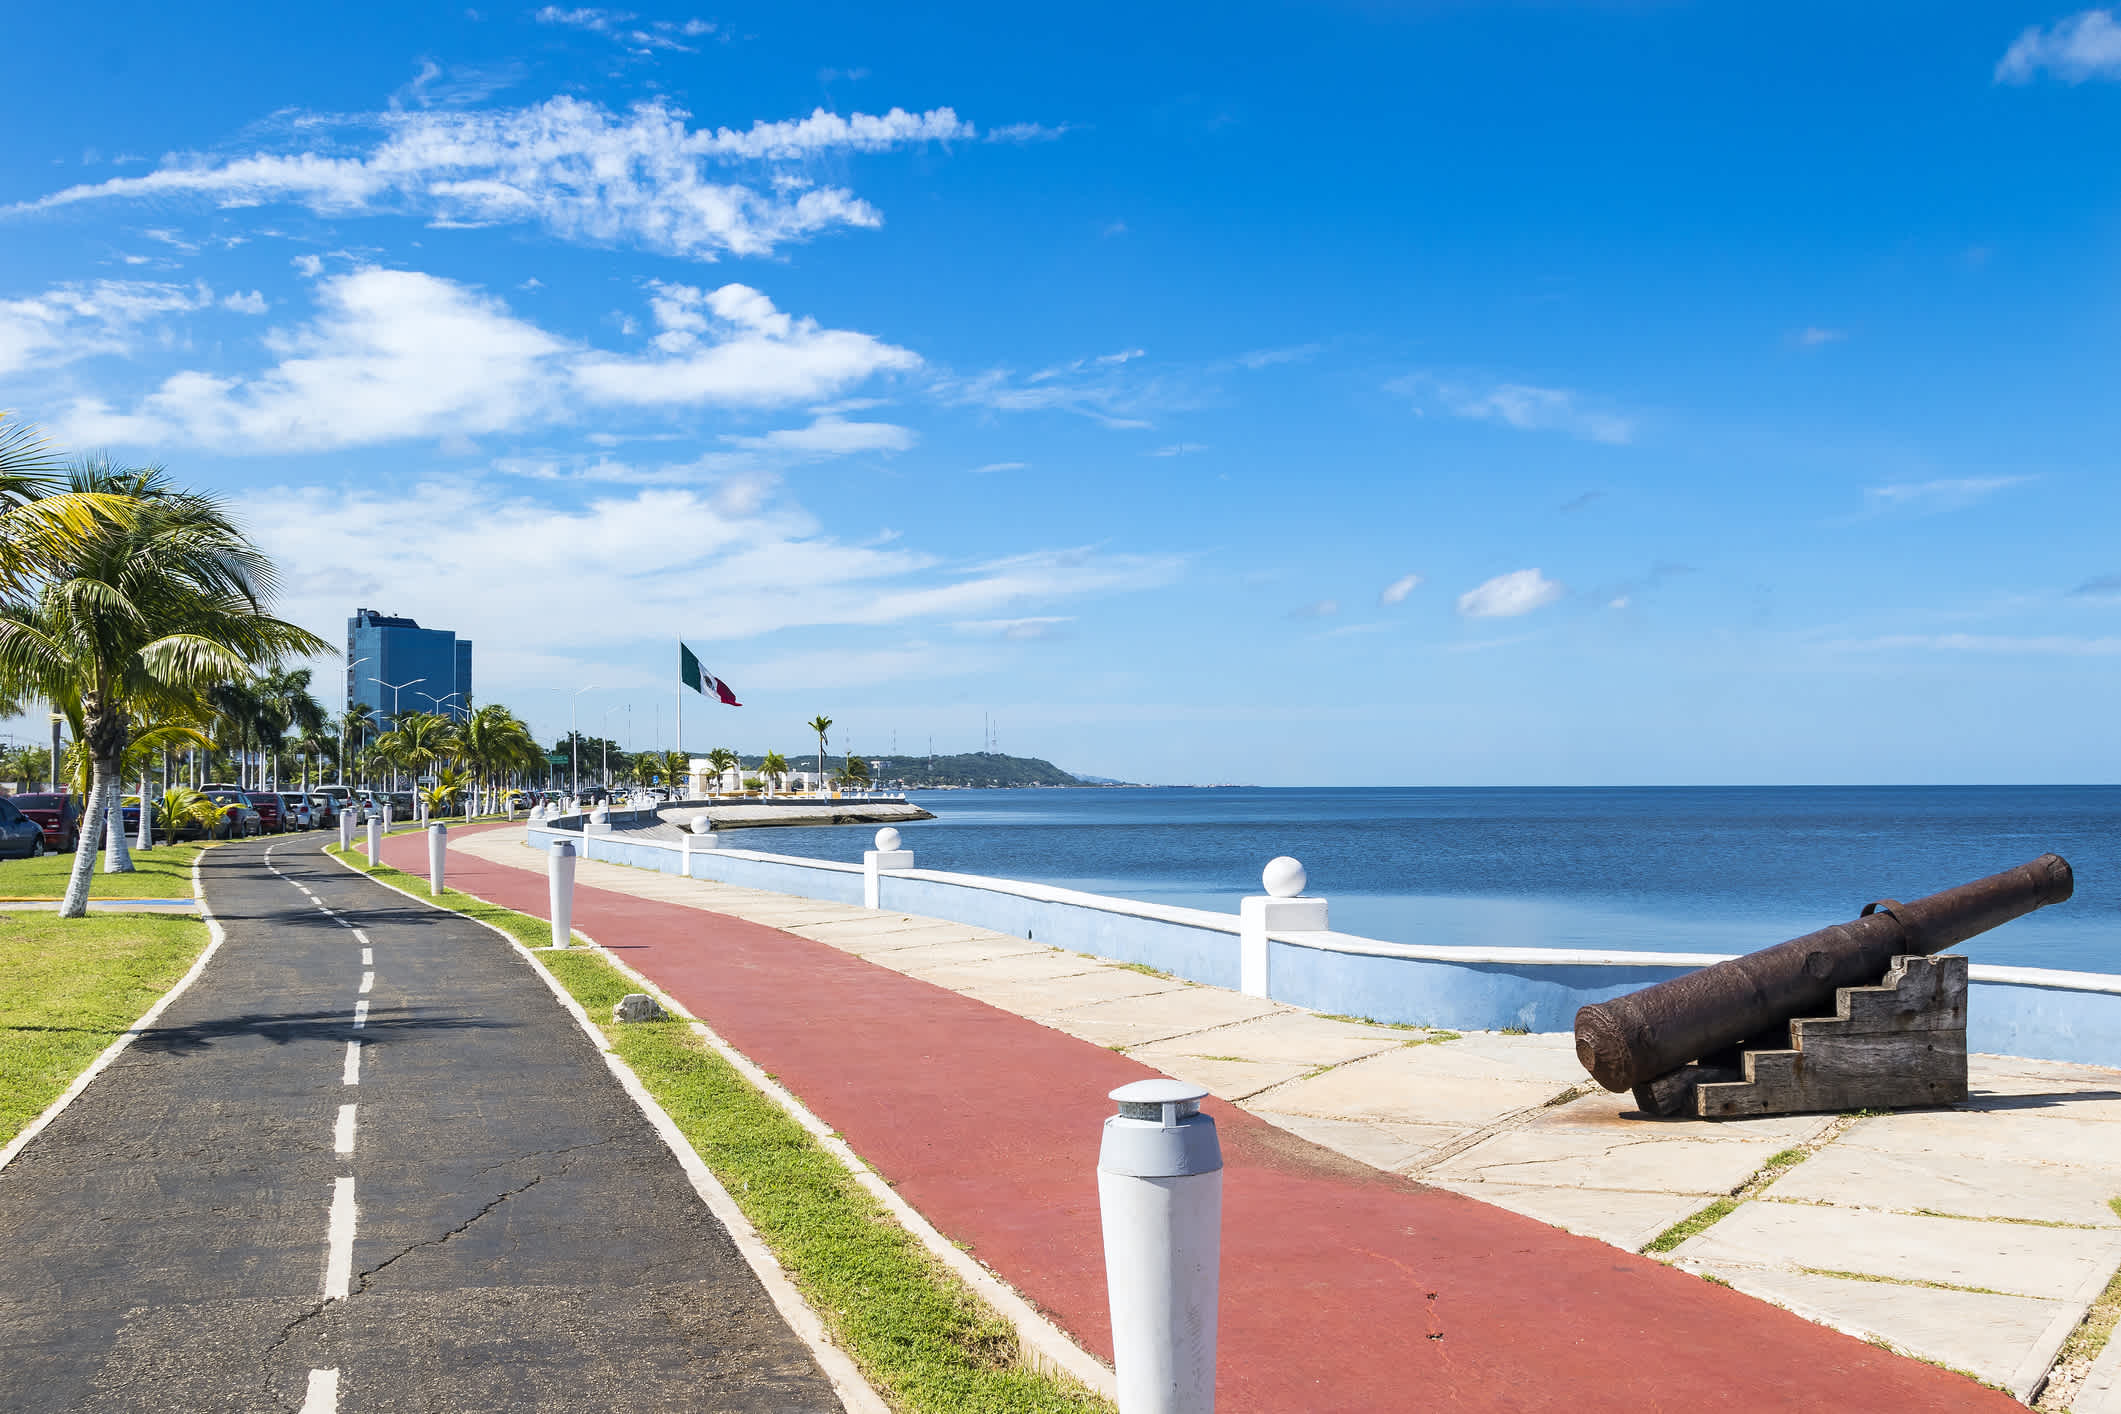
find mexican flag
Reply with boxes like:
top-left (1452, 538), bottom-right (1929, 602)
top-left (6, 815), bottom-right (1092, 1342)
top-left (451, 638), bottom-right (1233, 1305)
top-left (680, 642), bottom-right (742, 706)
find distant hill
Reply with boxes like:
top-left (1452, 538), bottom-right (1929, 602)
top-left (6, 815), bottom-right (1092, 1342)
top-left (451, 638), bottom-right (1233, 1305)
top-left (738, 750), bottom-right (1112, 789)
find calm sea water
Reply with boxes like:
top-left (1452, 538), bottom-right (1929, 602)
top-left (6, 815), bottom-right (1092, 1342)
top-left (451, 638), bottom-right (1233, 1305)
top-left (757, 786), bottom-right (2121, 975)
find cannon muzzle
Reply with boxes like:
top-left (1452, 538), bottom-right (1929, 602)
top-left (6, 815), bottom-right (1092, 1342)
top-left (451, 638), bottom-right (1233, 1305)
top-left (1574, 853), bottom-right (2072, 1093)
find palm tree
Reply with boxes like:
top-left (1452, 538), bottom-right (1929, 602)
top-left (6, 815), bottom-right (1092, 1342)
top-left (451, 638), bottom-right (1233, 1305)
top-left (759, 749), bottom-right (789, 795)
top-left (807, 715), bottom-right (832, 796)
top-left (341, 700), bottom-right (377, 786)
top-left (256, 666), bottom-right (326, 791)
top-left (457, 704), bottom-right (539, 813)
top-left (375, 710), bottom-right (459, 821)
top-left (705, 746), bottom-right (738, 795)
top-left (0, 460), bottom-right (326, 915)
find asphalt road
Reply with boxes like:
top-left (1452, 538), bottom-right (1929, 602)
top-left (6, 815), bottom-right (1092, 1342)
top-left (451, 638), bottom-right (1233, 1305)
top-left (0, 833), bottom-right (842, 1413)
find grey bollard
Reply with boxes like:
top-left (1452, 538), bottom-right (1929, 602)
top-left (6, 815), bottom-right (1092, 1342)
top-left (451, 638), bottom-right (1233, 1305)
top-left (428, 822), bottom-right (447, 896)
top-left (365, 814), bottom-right (381, 866)
top-left (548, 839), bottom-right (576, 949)
top-left (1099, 1079), bottom-right (1222, 1414)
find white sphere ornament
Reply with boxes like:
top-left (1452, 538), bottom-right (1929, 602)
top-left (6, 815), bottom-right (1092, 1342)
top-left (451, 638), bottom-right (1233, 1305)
top-left (874, 827), bottom-right (902, 851)
top-left (1262, 856), bottom-right (1307, 898)
top-left (690, 816), bottom-right (715, 835)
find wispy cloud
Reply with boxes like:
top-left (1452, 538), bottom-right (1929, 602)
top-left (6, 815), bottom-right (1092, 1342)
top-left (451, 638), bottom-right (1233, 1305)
top-left (1791, 326), bottom-right (1846, 348)
top-left (11, 99), bottom-right (980, 261)
top-left (1996, 9), bottom-right (2121, 83)
top-left (1379, 572), bottom-right (1422, 606)
top-left (954, 615), bottom-right (1073, 640)
top-left (0, 278), bottom-right (214, 376)
top-left (1288, 599), bottom-right (1338, 619)
top-left (1456, 568), bottom-right (1564, 619)
top-left (1236, 343), bottom-right (1319, 370)
top-left (723, 414), bottom-right (915, 457)
top-left (1863, 476), bottom-right (2031, 515)
top-left (1388, 372), bottom-right (1634, 445)
top-left (971, 460), bottom-right (1026, 474)
top-left (1149, 442), bottom-right (1206, 457)
top-left (985, 122), bottom-right (1070, 143)
top-left (534, 7), bottom-right (719, 54)
top-left (937, 349), bottom-right (1193, 430)
top-left (2069, 573), bottom-right (2121, 599)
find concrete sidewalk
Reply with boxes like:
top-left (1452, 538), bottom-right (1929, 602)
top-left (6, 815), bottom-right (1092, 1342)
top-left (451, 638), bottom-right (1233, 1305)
top-left (412, 822), bottom-right (2079, 1409)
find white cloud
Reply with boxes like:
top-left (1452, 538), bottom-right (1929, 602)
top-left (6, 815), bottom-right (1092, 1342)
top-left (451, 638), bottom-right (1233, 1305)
top-left (1792, 326), bottom-right (1846, 347)
top-left (971, 460), bottom-right (1025, 474)
top-left (1149, 443), bottom-right (1205, 457)
top-left (723, 414), bottom-right (915, 456)
top-left (534, 9), bottom-right (718, 54)
top-left (954, 616), bottom-right (1073, 640)
top-left (1456, 569), bottom-right (1565, 618)
top-left (1864, 476), bottom-right (2031, 515)
top-left (221, 290), bottom-right (269, 314)
top-left (14, 98), bottom-right (977, 261)
top-left (1289, 599), bottom-right (1338, 619)
top-left (1389, 373), bottom-right (1634, 445)
top-left (0, 279), bottom-right (212, 376)
top-left (1379, 572), bottom-right (1422, 606)
top-left (1236, 344), bottom-right (1319, 370)
top-left (53, 269), bottom-right (919, 452)
top-left (985, 122), bottom-right (1070, 143)
top-left (1997, 9), bottom-right (2121, 83)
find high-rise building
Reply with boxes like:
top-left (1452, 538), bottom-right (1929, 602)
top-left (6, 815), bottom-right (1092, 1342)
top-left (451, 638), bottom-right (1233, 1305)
top-left (346, 609), bottom-right (473, 729)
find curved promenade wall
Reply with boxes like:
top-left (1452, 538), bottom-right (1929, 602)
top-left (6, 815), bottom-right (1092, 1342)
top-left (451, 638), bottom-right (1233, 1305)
top-left (530, 818), bottom-right (2121, 1069)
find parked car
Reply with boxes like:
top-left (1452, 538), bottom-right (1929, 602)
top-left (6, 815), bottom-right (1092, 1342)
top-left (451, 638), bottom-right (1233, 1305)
top-left (242, 792), bottom-right (283, 833)
top-left (305, 793), bottom-right (340, 828)
top-left (276, 793), bottom-right (312, 830)
top-left (0, 796), bottom-right (47, 858)
top-left (200, 790), bottom-right (262, 839)
top-left (9, 792), bottom-right (83, 853)
top-left (118, 795), bottom-right (156, 841)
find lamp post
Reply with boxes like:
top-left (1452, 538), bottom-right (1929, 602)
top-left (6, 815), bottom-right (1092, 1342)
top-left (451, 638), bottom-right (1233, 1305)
top-left (342, 655), bottom-right (370, 791)
top-left (600, 704), bottom-right (624, 790)
top-left (545, 684), bottom-right (599, 799)
top-left (375, 677), bottom-right (425, 792)
top-left (416, 690), bottom-right (464, 720)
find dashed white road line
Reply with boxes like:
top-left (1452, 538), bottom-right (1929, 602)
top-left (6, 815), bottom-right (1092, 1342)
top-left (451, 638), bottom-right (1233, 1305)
top-left (333, 1103), bottom-right (357, 1155)
top-left (357, 971), bottom-right (374, 995)
top-left (300, 1367), bottom-right (339, 1413)
top-left (323, 1177), bottom-right (356, 1300)
top-left (352, 929), bottom-right (371, 947)
top-left (352, 1000), bottom-right (368, 1030)
top-left (342, 1040), bottom-right (362, 1086)
top-left (360, 947), bottom-right (373, 966)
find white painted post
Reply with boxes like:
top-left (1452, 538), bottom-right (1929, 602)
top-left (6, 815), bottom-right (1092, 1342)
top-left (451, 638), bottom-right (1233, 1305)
top-left (1099, 1079), bottom-right (1222, 1414)
top-left (382, 804), bottom-right (393, 833)
top-left (365, 814), bottom-right (381, 866)
top-left (338, 811), bottom-right (354, 851)
top-left (548, 839), bottom-right (576, 949)
top-left (427, 823), bottom-right (447, 896)
top-left (1238, 856), bottom-right (1326, 999)
top-left (862, 825), bottom-right (915, 910)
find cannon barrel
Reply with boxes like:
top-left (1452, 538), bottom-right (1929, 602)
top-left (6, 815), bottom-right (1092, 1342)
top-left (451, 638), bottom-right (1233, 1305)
top-left (1574, 853), bottom-right (2073, 1093)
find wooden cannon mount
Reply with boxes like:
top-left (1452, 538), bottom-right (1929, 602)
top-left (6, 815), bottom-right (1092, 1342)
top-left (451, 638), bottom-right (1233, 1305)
top-left (1633, 953), bottom-right (1966, 1119)
top-left (1575, 855), bottom-right (2074, 1122)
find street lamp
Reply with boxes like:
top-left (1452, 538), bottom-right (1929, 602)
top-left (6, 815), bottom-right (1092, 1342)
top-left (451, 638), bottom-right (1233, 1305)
top-left (545, 684), bottom-right (599, 797)
top-left (342, 655), bottom-right (370, 791)
top-left (416, 690), bottom-right (464, 720)
top-left (600, 704), bottom-right (625, 790)
top-left (375, 677), bottom-right (426, 792)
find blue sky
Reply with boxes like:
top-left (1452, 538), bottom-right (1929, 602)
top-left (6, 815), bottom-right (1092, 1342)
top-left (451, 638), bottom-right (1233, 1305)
top-left (2, 2), bottom-right (2118, 785)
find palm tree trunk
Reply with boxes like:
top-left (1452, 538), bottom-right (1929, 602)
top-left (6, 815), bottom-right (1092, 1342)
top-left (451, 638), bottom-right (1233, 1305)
top-left (105, 778), bottom-right (135, 872)
top-left (135, 770), bottom-right (152, 851)
top-left (59, 765), bottom-right (112, 916)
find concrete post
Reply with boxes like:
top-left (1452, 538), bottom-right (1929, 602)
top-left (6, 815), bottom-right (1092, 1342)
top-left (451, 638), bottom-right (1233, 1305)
top-left (1238, 856), bottom-right (1326, 999)
top-left (1099, 1078), bottom-right (1222, 1414)
top-left (863, 826), bottom-right (914, 910)
top-left (338, 811), bottom-right (354, 851)
top-left (382, 804), bottom-right (393, 833)
top-left (548, 839), bottom-right (576, 949)
top-left (427, 823), bottom-right (447, 896)
top-left (365, 814), bottom-right (381, 866)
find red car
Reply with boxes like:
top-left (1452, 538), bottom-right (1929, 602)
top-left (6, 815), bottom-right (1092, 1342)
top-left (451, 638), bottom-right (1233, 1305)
top-left (9, 792), bottom-right (83, 852)
top-left (245, 792), bottom-right (284, 833)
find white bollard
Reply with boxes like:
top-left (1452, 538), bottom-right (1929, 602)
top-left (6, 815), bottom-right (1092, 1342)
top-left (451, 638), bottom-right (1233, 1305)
top-left (365, 814), bottom-right (381, 866)
top-left (863, 826), bottom-right (914, 909)
top-left (1099, 1079), bottom-right (1222, 1414)
top-left (338, 811), bottom-right (354, 851)
top-left (548, 839), bottom-right (576, 949)
top-left (428, 822), bottom-right (447, 896)
top-left (1238, 856), bottom-right (1326, 999)
top-left (382, 804), bottom-right (393, 834)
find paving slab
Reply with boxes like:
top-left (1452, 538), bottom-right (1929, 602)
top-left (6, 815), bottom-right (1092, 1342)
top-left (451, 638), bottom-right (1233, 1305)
top-left (1529, 1086), bottom-right (1842, 1145)
top-left (2080, 1323), bottom-right (2121, 1413)
top-left (969, 968), bottom-right (1189, 1015)
top-left (1836, 1108), bottom-right (2121, 1171)
top-left (1037, 985), bottom-right (1285, 1048)
top-left (1122, 1052), bottom-right (1316, 1102)
top-left (1767, 1139), bottom-right (2121, 1227)
top-left (1676, 1200), bottom-right (2121, 1301)
top-left (1700, 1264), bottom-right (2078, 1402)
top-left (1240, 1109), bottom-right (1465, 1172)
top-left (1428, 1128), bottom-right (1787, 1196)
top-left (848, 935), bottom-right (1054, 969)
top-left (789, 920), bottom-right (1005, 953)
top-left (890, 949), bottom-right (1108, 988)
top-left (1255, 1045), bottom-right (1568, 1128)
top-left (1135, 1009), bottom-right (1414, 1067)
top-left (1424, 1179), bottom-right (1706, 1252)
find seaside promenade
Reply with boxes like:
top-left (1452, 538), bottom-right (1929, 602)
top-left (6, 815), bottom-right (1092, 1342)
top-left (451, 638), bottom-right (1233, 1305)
top-left (408, 820), bottom-right (2121, 1409)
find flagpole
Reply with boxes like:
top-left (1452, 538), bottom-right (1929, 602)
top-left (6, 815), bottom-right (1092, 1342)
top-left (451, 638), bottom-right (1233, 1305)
top-left (675, 638), bottom-right (683, 795)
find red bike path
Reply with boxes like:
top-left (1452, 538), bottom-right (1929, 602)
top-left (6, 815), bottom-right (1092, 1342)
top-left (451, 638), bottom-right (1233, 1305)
top-left (386, 824), bottom-right (2014, 1412)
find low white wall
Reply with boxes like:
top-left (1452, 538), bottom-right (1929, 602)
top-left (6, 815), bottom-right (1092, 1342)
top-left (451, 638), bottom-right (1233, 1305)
top-left (528, 819), bottom-right (2121, 1070)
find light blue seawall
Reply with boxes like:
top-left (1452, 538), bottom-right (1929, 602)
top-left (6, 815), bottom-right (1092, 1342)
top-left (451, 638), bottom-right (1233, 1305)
top-left (531, 821), bottom-right (2121, 1069)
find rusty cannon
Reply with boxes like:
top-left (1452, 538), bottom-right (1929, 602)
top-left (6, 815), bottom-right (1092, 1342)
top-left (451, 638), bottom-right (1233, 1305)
top-left (1574, 853), bottom-right (2073, 1119)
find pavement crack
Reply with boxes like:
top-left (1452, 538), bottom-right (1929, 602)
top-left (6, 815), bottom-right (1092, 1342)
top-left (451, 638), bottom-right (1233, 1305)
top-left (257, 1296), bottom-right (333, 1411)
top-left (354, 1175), bottom-right (544, 1292)
top-left (469, 1138), bottom-right (611, 1178)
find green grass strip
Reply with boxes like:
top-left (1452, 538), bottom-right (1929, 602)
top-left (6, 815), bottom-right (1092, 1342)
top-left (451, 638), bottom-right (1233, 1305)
top-left (0, 912), bottom-right (211, 1144)
top-left (1644, 1196), bottom-right (1740, 1254)
top-left (0, 841), bottom-right (216, 900)
top-left (329, 845), bottom-right (1110, 1413)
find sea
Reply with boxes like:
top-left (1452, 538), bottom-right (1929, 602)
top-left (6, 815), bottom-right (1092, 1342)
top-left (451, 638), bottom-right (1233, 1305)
top-left (758, 786), bottom-right (2120, 975)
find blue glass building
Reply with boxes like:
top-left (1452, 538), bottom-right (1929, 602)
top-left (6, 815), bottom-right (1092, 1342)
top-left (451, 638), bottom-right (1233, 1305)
top-left (346, 608), bottom-right (473, 728)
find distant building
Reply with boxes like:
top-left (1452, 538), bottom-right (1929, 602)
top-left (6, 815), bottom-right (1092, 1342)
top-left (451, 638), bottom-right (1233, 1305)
top-left (346, 608), bottom-right (473, 728)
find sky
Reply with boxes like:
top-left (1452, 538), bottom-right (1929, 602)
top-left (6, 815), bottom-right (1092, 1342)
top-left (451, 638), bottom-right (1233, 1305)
top-left (1, 1), bottom-right (2118, 786)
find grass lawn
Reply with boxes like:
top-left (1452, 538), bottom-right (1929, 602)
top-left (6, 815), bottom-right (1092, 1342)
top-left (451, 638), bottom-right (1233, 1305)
top-left (0, 841), bottom-right (216, 900)
top-left (0, 913), bottom-right (211, 1145)
top-left (329, 845), bottom-right (1110, 1414)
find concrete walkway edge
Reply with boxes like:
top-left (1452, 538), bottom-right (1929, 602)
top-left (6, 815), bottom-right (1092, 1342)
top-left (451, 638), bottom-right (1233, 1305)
top-left (319, 847), bottom-right (892, 1414)
top-left (0, 852), bottom-right (227, 1176)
